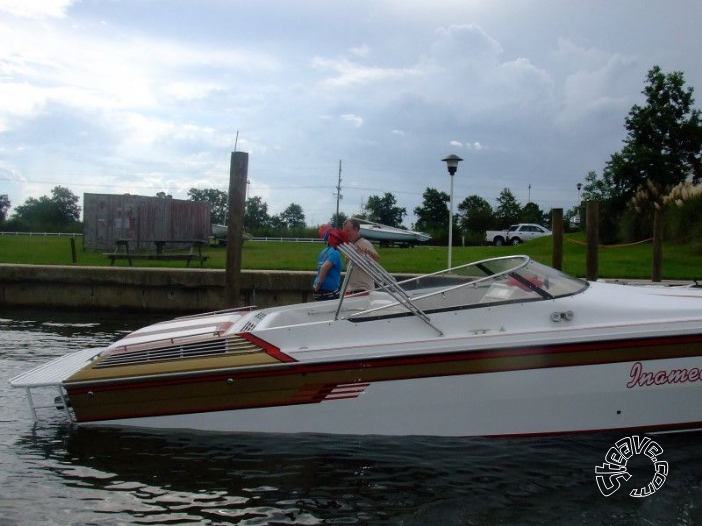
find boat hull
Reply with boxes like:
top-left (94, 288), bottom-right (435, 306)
top-left (79, 356), bottom-right (702, 436)
top-left (358, 224), bottom-right (431, 245)
top-left (70, 351), bottom-right (702, 436)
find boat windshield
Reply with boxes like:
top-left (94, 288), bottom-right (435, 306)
top-left (350, 255), bottom-right (588, 319)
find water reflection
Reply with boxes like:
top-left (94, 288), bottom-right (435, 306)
top-left (17, 423), bottom-right (701, 525)
top-left (19, 425), bottom-right (470, 524)
top-left (0, 307), bottom-right (167, 363)
top-left (0, 307), bottom-right (166, 339)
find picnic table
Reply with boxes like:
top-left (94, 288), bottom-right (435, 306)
top-left (104, 239), bottom-right (209, 266)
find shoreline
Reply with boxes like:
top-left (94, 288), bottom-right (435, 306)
top-left (0, 264), bottom-right (316, 313)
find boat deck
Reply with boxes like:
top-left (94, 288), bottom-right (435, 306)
top-left (11, 347), bottom-right (106, 388)
top-left (10, 347), bottom-right (106, 421)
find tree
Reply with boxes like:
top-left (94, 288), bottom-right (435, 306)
top-left (188, 188), bottom-right (229, 225)
top-left (278, 203), bottom-right (306, 230)
top-left (520, 202), bottom-right (547, 225)
top-left (601, 65), bottom-right (702, 229)
top-left (155, 191), bottom-right (173, 199)
top-left (605, 65), bottom-right (702, 206)
top-left (330, 211), bottom-right (347, 228)
top-left (413, 188), bottom-right (449, 232)
top-left (457, 195), bottom-right (494, 235)
top-left (580, 170), bottom-right (620, 243)
top-left (494, 188), bottom-right (521, 227)
top-left (51, 186), bottom-right (81, 223)
top-left (268, 214), bottom-right (286, 230)
top-left (0, 194), bottom-right (10, 222)
top-left (606, 66), bottom-right (702, 279)
top-left (364, 193), bottom-right (406, 227)
top-left (11, 186), bottom-right (81, 231)
top-left (244, 196), bottom-right (270, 230)
top-left (581, 170), bottom-right (613, 202)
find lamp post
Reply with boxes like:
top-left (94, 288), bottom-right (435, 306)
top-left (442, 154), bottom-right (463, 269)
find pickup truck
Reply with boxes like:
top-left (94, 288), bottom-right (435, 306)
top-left (485, 223), bottom-right (552, 246)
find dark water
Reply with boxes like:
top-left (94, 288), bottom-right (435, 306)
top-left (1, 307), bottom-right (701, 525)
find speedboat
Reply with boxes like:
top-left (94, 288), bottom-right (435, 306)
top-left (210, 224), bottom-right (251, 246)
top-left (357, 219), bottom-right (431, 246)
top-left (10, 246), bottom-right (702, 436)
top-left (211, 223), bottom-right (228, 239)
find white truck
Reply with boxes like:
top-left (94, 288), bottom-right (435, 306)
top-left (485, 223), bottom-right (552, 246)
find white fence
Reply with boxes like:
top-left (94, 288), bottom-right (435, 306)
top-left (250, 237), bottom-right (323, 243)
top-left (0, 232), bottom-right (82, 237)
top-left (0, 232), bottom-right (329, 243)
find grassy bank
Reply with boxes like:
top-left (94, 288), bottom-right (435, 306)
top-left (1, 234), bottom-right (701, 280)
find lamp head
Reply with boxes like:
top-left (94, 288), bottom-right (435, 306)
top-left (442, 154), bottom-right (463, 176)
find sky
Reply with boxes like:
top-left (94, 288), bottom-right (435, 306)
top-left (1, 0), bottom-right (701, 227)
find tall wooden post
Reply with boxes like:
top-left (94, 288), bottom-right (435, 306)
top-left (551, 208), bottom-right (563, 270)
top-left (224, 152), bottom-right (249, 308)
top-left (585, 201), bottom-right (599, 281)
top-left (652, 205), bottom-right (663, 282)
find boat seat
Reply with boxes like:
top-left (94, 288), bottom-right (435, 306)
top-left (366, 290), bottom-right (398, 311)
top-left (479, 283), bottom-right (517, 303)
top-left (368, 290), bottom-right (395, 309)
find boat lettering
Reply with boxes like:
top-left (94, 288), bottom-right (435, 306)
top-left (627, 361), bottom-right (701, 388)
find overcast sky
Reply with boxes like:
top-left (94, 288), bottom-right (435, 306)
top-left (1, 0), bottom-right (701, 226)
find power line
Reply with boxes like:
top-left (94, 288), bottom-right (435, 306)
top-left (0, 176), bottom-right (429, 197)
top-left (1, 176), bottom-right (576, 209)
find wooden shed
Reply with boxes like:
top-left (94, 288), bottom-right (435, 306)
top-left (83, 193), bottom-right (210, 251)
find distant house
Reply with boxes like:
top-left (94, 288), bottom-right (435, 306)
top-left (83, 193), bottom-right (210, 251)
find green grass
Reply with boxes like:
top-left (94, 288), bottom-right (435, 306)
top-left (1, 234), bottom-right (701, 280)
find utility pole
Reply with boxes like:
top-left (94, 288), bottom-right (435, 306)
top-left (334, 160), bottom-right (342, 227)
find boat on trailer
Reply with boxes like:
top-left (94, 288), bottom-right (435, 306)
top-left (10, 245), bottom-right (702, 436)
top-left (356, 219), bottom-right (431, 247)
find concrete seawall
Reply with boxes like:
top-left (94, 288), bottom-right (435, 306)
top-left (0, 264), bottom-right (320, 313)
top-left (0, 264), bottom-right (692, 314)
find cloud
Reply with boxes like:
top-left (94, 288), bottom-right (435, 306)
top-left (554, 38), bottom-right (639, 126)
top-left (430, 23), bottom-right (503, 65)
top-left (0, 163), bottom-right (25, 181)
top-left (0, 17), bottom-right (278, 122)
top-left (0, 0), bottom-right (78, 18)
top-left (1, 1), bottom-right (701, 225)
top-left (350, 44), bottom-right (370, 58)
top-left (448, 140), bottom-right (484, 152)
top-left (311, 56), bottom-right (417, 89)
top-left (341, 114), bottom-right (364, 127)
top-left (160, 81), bottom-right (226, 102)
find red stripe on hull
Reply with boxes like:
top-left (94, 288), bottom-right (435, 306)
top-left (239, 332), bottom-right (296, 362)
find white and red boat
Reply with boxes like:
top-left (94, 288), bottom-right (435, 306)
top-left (10, 246), bottom-right (702, 436)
